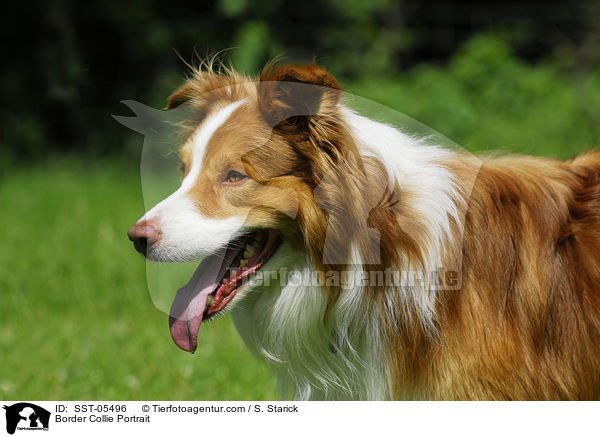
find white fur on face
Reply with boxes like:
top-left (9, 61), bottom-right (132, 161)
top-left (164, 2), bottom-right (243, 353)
top-left (140, 100), bottom-right (245, 262)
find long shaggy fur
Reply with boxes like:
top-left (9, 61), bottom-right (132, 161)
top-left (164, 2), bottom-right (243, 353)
top-left (143, 60), bottom-right (600, 400)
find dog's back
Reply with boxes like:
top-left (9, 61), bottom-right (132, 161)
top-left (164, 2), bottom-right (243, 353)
top-left (410, 152), bottom-right (600, 400)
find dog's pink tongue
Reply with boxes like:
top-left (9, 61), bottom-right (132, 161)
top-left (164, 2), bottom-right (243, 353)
top-left (169, 251), bottom-right (226, 352)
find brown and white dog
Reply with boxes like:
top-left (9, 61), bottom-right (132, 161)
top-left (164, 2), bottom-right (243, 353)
top-left (127, 62), bottom-right (600, 400)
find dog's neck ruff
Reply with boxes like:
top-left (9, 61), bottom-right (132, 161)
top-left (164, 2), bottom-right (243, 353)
top-left (231, 106), bottom-right (462, 400)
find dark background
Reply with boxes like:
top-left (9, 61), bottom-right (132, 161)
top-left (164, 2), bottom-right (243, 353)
top-left (2, 0), bottom-right (599, 168)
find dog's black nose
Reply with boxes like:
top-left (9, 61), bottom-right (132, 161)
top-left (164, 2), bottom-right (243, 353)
top-left (127, 219), bottom-right (161, 255)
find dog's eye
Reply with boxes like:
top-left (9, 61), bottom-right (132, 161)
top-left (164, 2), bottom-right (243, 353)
top-left (224, 170), bottom-right (247, 183)
top-left (179, 163), bottom-right (186, 174)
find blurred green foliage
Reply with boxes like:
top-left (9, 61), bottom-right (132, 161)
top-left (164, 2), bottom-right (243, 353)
top-left (348, 34), bottom-right (600, 158)
top-left (1, 0), bottom-right (599, 172)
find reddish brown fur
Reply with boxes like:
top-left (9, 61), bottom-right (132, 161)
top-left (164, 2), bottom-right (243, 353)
top-left (423, 155), bottom-right (600, 400)
top-left (166, 62), bottom-right (600, 400)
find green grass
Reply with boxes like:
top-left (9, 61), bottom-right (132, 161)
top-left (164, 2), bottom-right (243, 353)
top-left (0, 160), bottom-right (278, 400)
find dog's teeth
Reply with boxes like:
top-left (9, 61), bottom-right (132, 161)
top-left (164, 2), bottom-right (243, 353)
top-left (207, 295), bottom-right (214, 306)
top-left (230, 268), bottom-right (238, 276)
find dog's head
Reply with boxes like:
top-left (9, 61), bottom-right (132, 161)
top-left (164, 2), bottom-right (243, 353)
top-left (127, 63), bottom-right (382, 352)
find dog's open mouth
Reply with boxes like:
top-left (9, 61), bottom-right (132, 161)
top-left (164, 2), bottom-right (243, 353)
top-left (168, 229), bottom-right (282, 352)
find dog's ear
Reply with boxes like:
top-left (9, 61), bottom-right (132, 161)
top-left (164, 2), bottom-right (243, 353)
top-left (167, 81), bottom-right (197, 109)
top-left (167, 73), bottom-right (215, 109)
top-left (258, 63), bottom-right (342, 130)
top-left (166, 70), bottom-right (229, 109)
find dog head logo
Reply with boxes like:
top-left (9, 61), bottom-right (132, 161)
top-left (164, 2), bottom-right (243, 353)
top-left (3, 403), bottom-right (50, 434)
